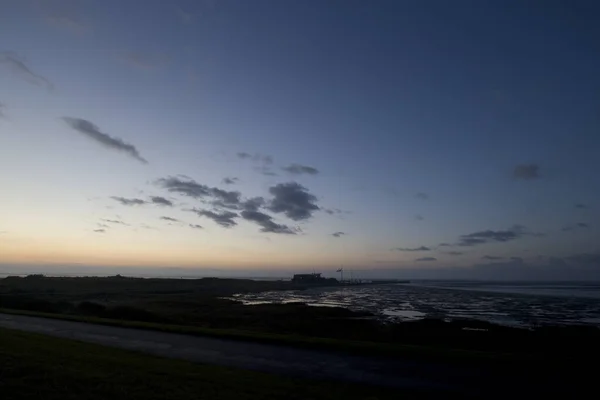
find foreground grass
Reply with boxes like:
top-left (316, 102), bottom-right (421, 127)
top-left (0, 328), bottom-right (410, 400)
top-left (0, 307), bottom-right (522, 365)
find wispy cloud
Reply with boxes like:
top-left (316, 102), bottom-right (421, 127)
top-left (392, 246), bottom-right (431, 252)
top-left (93, 229), bottom-right (106, 233)
top-left (222, 177), bottom-right (239, 185)
top-left (190, 209), bottom-right (238, 228)
top-left (150, 196), bottom-right (174, 207)
top-left (482, 255), bottom-right (504, 260)
top-left (323, 208), bottom-right (348, 215)
top-left (332, 231), bottom-right (345, 238)
top-left (415, 257), bottom-right (436, 262)
top-left (237, 152), bottom-right (277, 175)
top-left (415, 192), bottom-right (429, 200)
top-left (237, 152), bottom-right (273, 165)
top-left (575, 203), bottom-right (588, 209)
top-left (160, 216), bottom-right (179, 222)
top-left (267, 182), bottom-right (320, 221)
top-left (63, 117), bottom-right (148, 164)
top-left (189, 224), bottom-right (203, 229)
top-left (562, 222), bottom-right (590, 232)
top-left (111, 196), bottom-right (146, 206)
top-left (513, 164), bottom-right (540, 180)
top-left (457, 225), bottom-right (536, 246)
top-left (101, 218), bottom-right (129, 226)
top-left (37, 1), bottom-right (88, 34)
top-left (241, 210), bottom-right (297, 234)
top-left (0, 52), bottom-right (53, 90)
top-left (415, 214), bottom-right (424, 221)
top-left (155, 176), bottom-right (240, 209)
top-left (447, 251), bottom-right (464, 256)
top-left (254, 166), bottom-right (278, 176)
top-left (282, 164), bottom-right (319, 176)
top-left (0, 102), bottom-right (6, 119)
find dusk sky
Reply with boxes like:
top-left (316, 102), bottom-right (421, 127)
top-left (1, 0), bottom-right (599, 279)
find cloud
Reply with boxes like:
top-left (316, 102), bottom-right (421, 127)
top-left (242, 197), bottom-right (265, 212)
top-left (457, 225), bottom-right (531, 246)
top-left (282, 164), bottom-right (319, 176)
top-left (190, 209), bottom-right (238, 228)
top-left (513, 164), bottom-right (540, 180)
top-left (119, 51), bottom-right (168, 69)
top-left (97, 223), bottom-right (110, 229)
top-left (254, 166), bottom-right (278, 176)
top-left (210, 187), bottom-right (242, 207)
top-left (324, 208), bottom-right (340, 215)
top-left (0, 52), bottom-right (53, 90)
top-left (267, 182), bottom-right (319, 221)
top-left (415, 214), bottom-right (424, 221)
top-left (562, 222), bottom-right (590, 232)
top-left (160, 216), bottom-right (179, 222)
top-left (240, 210), bottom-right (296, 234)
top-left (139, 224), bottom-right (157, 230)
top-left (0, 102), bottom-right (6, 118)
top-left (237, 152), bottom-right (273, 165)
top-left (332, 232), bottom-right (345, 238)
top-left (156, 176), bottom-right (211, 198)
top-left (415, 192), bottom-right (429, 200)
top-left (111, 196), bottom-right (146, 206)
top-left (575, 204), bottom-right (588, 209)
top-left (415, 257), bottom-right (437, 262)
top-left (63, 117), bottom-right (148, 163)
top-left (510, 257), bottom-right (524, 262)
top-left (237, 152), bottom-right (276, 175)
top-left (392, 246), bottom-right (431, 252)
top-left (447, 251), bottom-right (464, 256)
top-left (150, 196), bottom-right (174, 207)
top-left (438, 243), bottom-right (451, 247)
top-left (155, 177), bottom-right (241, 208)
top-left (101, 219), bottom-right (128, 226)
top-left (93, 229), bottom-right (106, 233)
top-left (482, 255), bottom-right (505, 260)
top-left (222, 177), bottom-right (239, 185)
top-left (189, 224), bottom-right (203, 229)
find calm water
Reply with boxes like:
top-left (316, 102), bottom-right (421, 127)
top-left (232, 281), bottom-right (600, 327)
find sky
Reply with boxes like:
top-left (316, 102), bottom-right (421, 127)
top-left (1, 0), bottom-right (599, 279)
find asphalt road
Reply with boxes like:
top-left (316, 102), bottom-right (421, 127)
top-left (0, 313), bottom-right (499, 394)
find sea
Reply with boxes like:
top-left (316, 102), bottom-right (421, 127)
top-left (231, 280), bottom-right (600, 328)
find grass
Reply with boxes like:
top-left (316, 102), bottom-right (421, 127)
top-left (0, 307), bottom-right (525, 365)
top-left (0, 327), bottom-right (409, 400)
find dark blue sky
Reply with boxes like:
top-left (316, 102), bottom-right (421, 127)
top-left (1, 0), bottom-right (599, 278)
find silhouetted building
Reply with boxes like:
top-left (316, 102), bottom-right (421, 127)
top-left (291, 273), bottom-right (337, 285)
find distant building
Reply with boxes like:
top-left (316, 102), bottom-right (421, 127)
top-left (291, 273), bottom-right (337, 285)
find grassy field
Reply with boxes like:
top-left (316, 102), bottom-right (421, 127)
top-left (0, 327), bottom-right (411, 400)
top-left (0, 307), bottom-right (519, 365)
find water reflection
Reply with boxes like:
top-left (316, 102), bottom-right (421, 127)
top-left (231, 282), bottom-right (600, 327)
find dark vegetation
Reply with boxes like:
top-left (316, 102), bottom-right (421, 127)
top-left (1, 275), bottom-right (599, 364)
top-left (0, 328), bottom-right (409, 400)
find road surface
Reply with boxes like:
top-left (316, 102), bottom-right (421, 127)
top-left (0, 313), bottom-right (510, 395)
